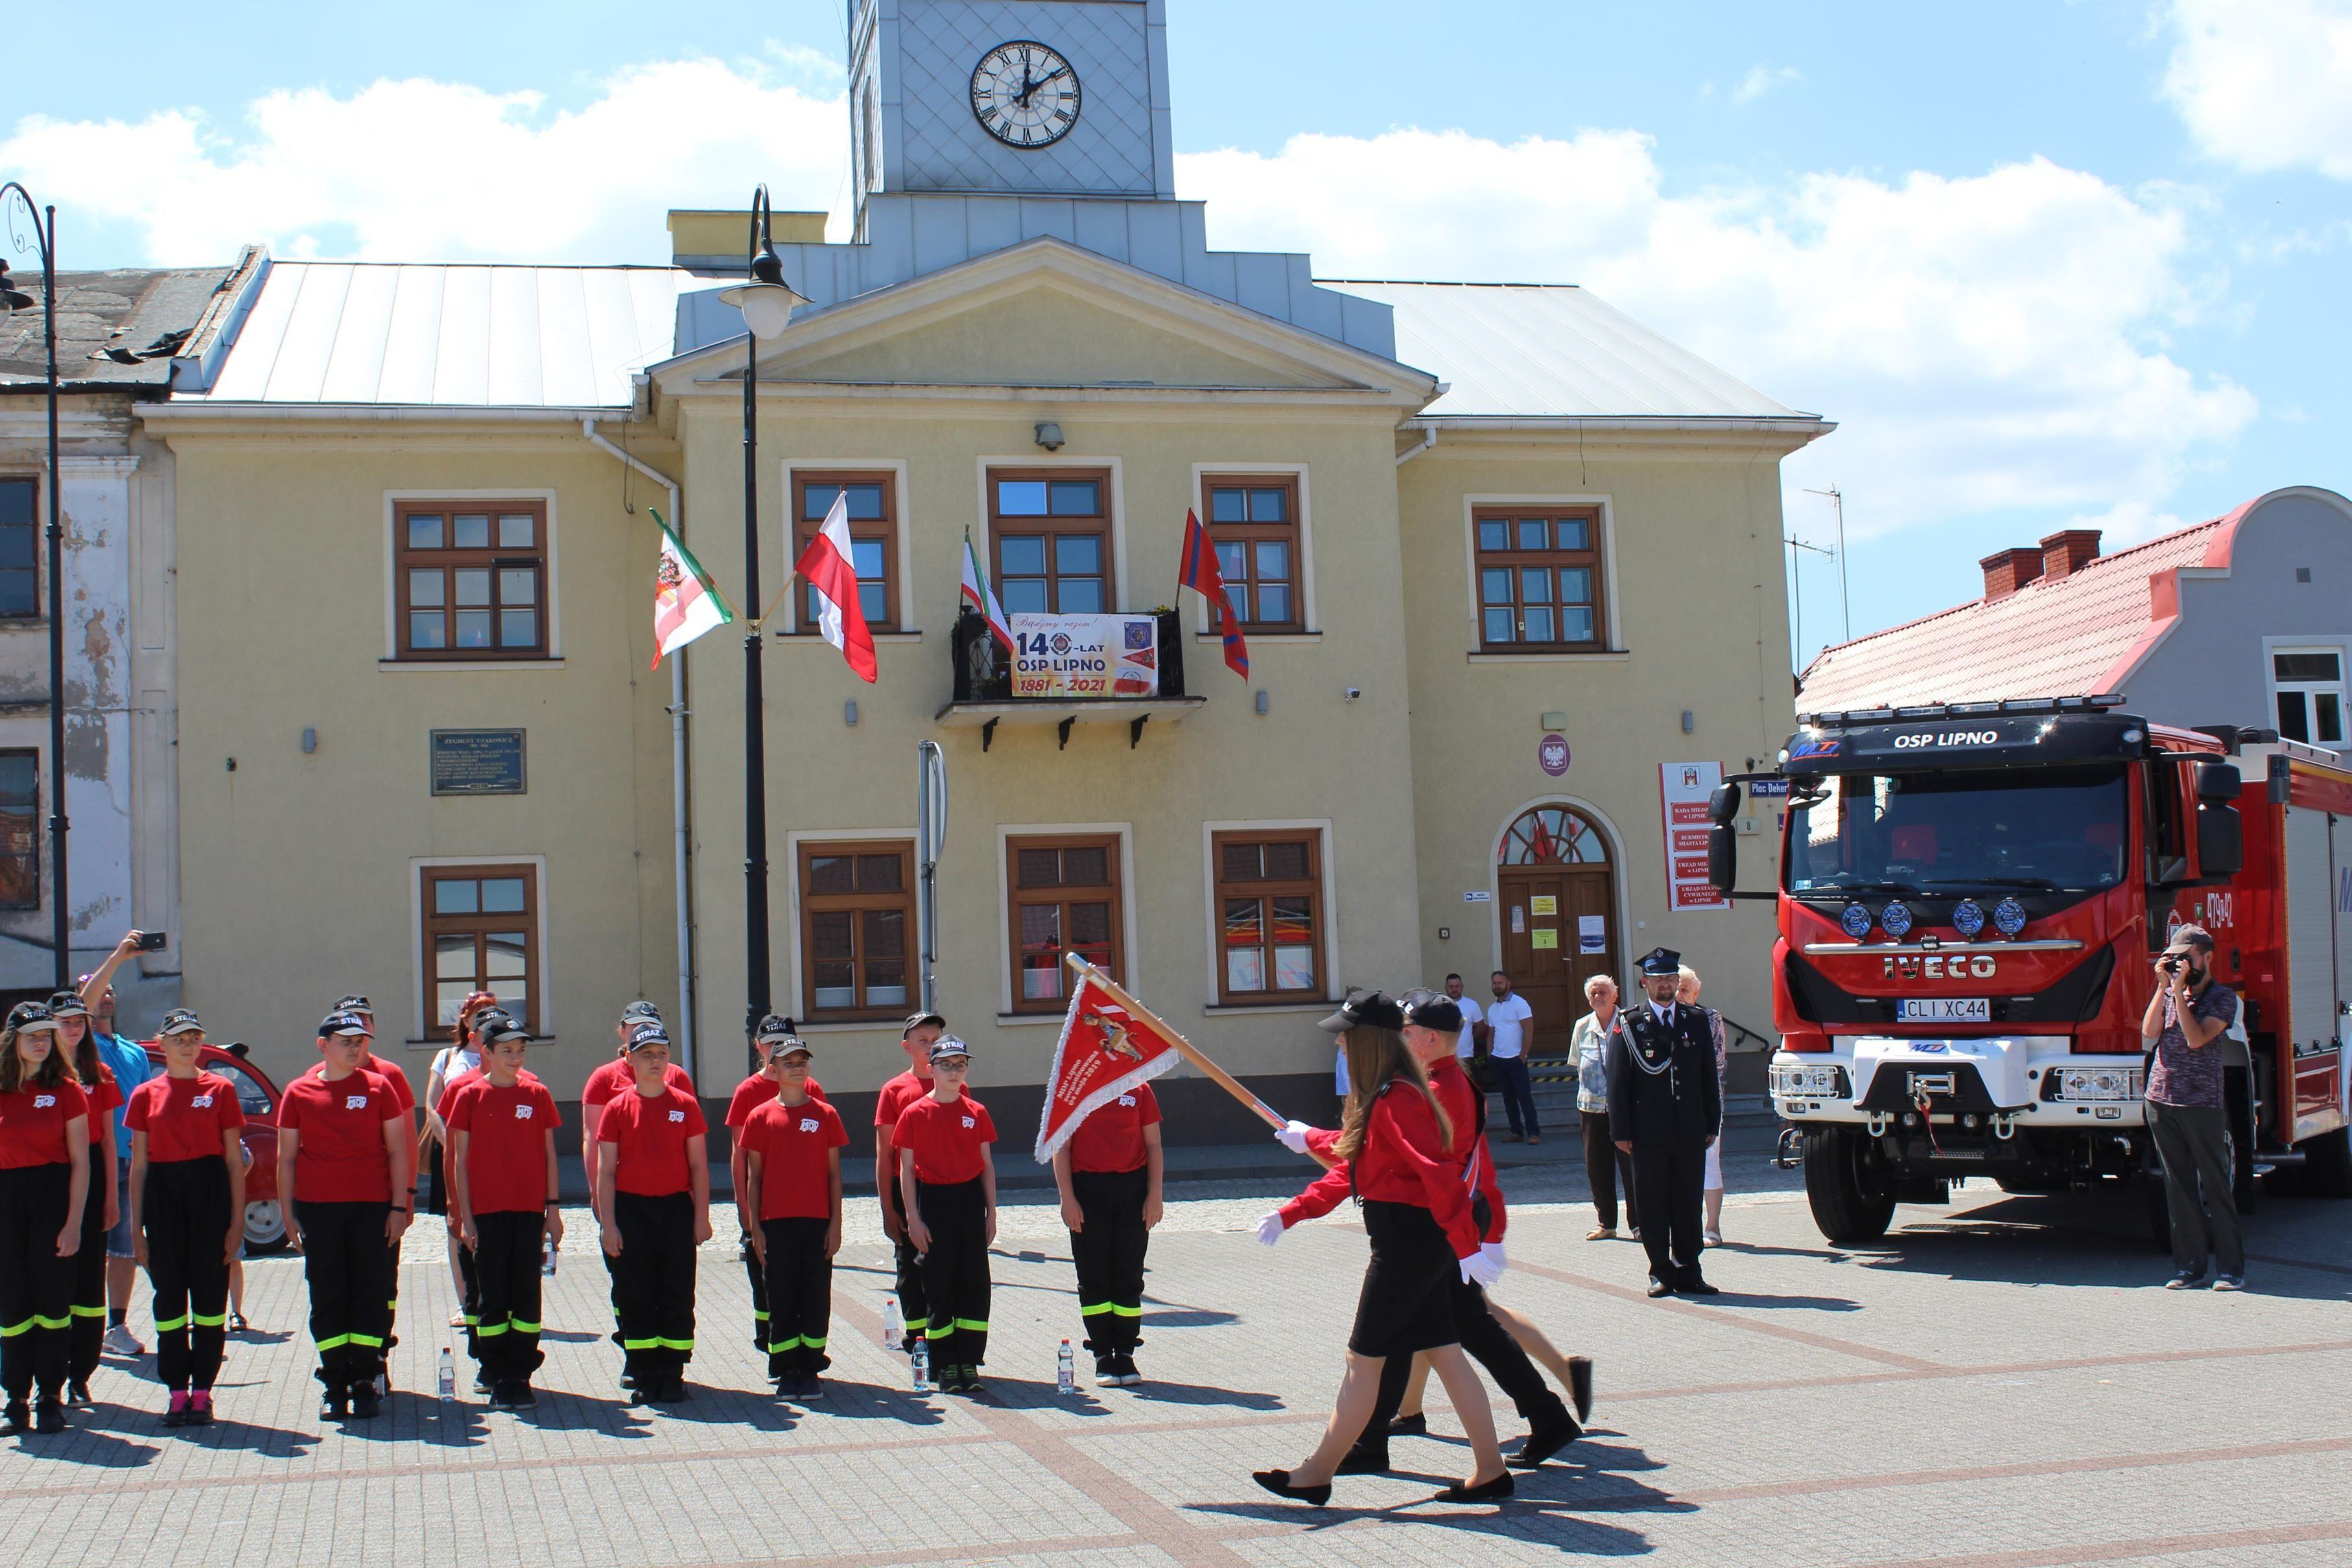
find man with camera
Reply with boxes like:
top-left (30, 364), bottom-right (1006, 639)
top-left (2141, 924), bottom-right (2244, 1291)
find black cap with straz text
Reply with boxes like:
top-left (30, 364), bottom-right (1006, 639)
top-left (319, 1010), bottom-right (371, 1037)
top-left (1319, 989), bottom-right (1405, 1033)
top-left (626, 1022), bottom-right (672, 1052)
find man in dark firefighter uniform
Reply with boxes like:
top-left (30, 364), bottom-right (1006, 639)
top-left (1606, 948), bottom-right (1722, 1298)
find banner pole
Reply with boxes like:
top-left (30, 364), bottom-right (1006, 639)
top-left (1065, 954), bottom-right (1286, 1130)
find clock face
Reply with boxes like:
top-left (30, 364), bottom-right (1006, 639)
top-left (970, 41), bottom-right (1082, 148)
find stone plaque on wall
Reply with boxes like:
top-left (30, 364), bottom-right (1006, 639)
top-left (430, 729), bottom-right (526, 797)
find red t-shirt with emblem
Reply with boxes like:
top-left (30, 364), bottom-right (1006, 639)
top-left (277, 1068), bottom-right (402, 1202)
top-left (596, 1084), bottom-right (707, 1197)
top-left (77, 1064), bottom-right (125, 1160)
top-left (739, 1095), bottom-right (848, 1221)
top-left (893, 1092), bottom-right (996, 1185)
top-left (582, 1055), bottom-right (694, 1110)
top-left (872, 1068), bottom-right (932, 1141)
top-left (125, 1072), bottom-right (244, 1164)
top-left (445, 1076), bottom-right (562, 1214)
top-left (725, 1072), bottom-right (827, 1128)
top-left (1068, 1081), bottom-right (1160, 1174)
top-left (0, 1075), bottom-right (90, 1168)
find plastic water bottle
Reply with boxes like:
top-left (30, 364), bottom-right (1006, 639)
top-left (541, 1234), bottom-right (558, 1276)
top-left (882, 1294), bottom-right (904, 1349)
top-left (437, 1348), bottom-right (456, 1404)
top-left (1056, 1339), bottom-right (1076, 1396)
top-left (910, 1340), bottom-right (934, 1393)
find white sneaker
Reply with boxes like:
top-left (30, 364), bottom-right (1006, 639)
top-left (102, 1324), bottom-right (145, 1357)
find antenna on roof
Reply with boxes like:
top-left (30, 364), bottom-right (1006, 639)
top-left (1802, 485), bottom-right (1850, 642)
top-left (1786, 533), bottom-right (1832, 674)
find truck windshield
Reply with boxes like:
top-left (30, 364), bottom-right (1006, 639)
top-left (1784, 764), bottom-right (2130, 895)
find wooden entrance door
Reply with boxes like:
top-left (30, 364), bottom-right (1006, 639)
top-left (1496, 807), bottom-right (1618, 1054)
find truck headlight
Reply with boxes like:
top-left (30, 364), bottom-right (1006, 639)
top-left (2050, 1066), bottom-right (2141, 1103)
top-left (1772, 1064), bottom-right (1850, 1099)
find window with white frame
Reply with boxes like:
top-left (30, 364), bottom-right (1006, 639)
top-left (2273, 649), bottom-right (2346, 745)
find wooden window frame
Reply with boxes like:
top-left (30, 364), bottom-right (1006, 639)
top-left (1472, 506), bottom-right (1606, 651)
top-left (1005, 832), bottom-right (1123, 1013)
top-left (987, 466), bottom-right (1114, 618)
top-left (0, 749), bottom-right (37, 911)
top-left (420, 863), bottom-right (541, 1033)
top-left (1201, 474), bottom-right (1303, 633)
top-left (797, 839), bottom-right (917, 1022)
top-left (790, 471), bottom-right (901, 634)
top-left (0, 477), bottom-right (37, 620)
top-left (1211, 830), bottom-right (1326, 1003)
top-left (394, 500), bottom-right (550, 661)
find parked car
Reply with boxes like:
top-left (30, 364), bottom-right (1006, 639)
top-left (140, 1040), bottom-right (288, 1253)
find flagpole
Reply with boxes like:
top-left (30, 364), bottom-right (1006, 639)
top-left (1064, 954), bottom-right (1286, 1130)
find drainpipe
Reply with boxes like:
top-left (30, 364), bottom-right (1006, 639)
top-left (1394, 420), bottom-right (1438, 466)
top-left (582, 417), bottom-right (696, 1083)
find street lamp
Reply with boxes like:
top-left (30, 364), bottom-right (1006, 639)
top-left (714, 185), bottom-right (810, 1071)
top-left (1, 183), bottom-right (69, 990)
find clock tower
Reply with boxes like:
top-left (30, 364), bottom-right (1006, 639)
top-left (849, 0), bottom-right (1177, 234)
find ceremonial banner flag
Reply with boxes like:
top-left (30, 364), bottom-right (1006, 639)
top-left (1034, 968), bottom-right (1182, 1163)
top-left (650, 508), bottom-right (733, 670)
top-left (1176, 508), bottom-right (1250, 679)
top-left (961, 530), bottom-right (1014, 653)
top-left (794, 489), bottom-right (878, 683)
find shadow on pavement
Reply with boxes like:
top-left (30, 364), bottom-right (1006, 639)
top-left (1111, 1380), bottom-right (1286, 1412)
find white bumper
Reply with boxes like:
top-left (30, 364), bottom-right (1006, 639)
top-left (1769, 1038), bottom-right (2148, 1129)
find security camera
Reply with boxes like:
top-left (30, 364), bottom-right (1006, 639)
top-left (1344, 686), bottom-right (1363, 703)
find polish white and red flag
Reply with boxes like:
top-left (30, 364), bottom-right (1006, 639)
top-left (793, 489), bottom-right (877, 683)
top-left (650, 509), bottom-right (732, 670)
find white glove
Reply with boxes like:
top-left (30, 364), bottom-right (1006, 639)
top-left (1254, 1210), bottom-right (1287, 1247)
top-left (1461, 1248), bottom-right (1505, 1289)
top-left (1478, 1240), bottom-right (1508, 1274)
top-left (1275, 1119), bottom-right (1313, 1154)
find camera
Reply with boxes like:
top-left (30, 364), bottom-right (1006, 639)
top-left (1344, 686), bottom-right (1362, 703)
top-left (2159, 955), bottom-right (2183, 975)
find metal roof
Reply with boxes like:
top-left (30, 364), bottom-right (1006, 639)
top-left (1, 265), bottom-right (233, 393)
top-left (1325, 280), bottom-right (1812, 421)
top-left (194, 261), bottom-right (696, 409)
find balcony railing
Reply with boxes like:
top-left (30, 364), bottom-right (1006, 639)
top-left (941, 607), bottom-right (1203, 750)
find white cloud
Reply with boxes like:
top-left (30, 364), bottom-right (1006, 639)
top-left (2163, 0), bottom-right (2352, 178)
top-left (2056, 498), bottom-right (2194, 547)
top-left (0, 59), bottom-right (853, 267)
top-left (1181, 130), bottom-right (2255, 541)
top-left (1732, 64), bottom-right (1804, 105)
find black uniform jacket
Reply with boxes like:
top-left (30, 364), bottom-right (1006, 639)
top-left (1605, 1002), bottom-right (1723, 1150)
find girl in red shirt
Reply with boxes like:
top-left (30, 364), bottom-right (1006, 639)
top-left (447, 1017), bottom-right (561, 1409)
top-left (49, 989), bottom-right (121, 1405)
top-left (1250, 993), bottom-right (1511, 1507)
top-left (736, 1033), bottom-right (846, 1398)
top-left (0, 1001), bottom-right (90, 1436)
top-left (595, 1024), bottom-right (710, 1405)
top-left (893, 1036), bottom-right (996, 1395)
top-left (728, 1013), bottom-right (827, 1360)
top-left (124, 1009), bottom-right (245, 1427)
top-left (1050, 1080), bottom-right (1164, 1387)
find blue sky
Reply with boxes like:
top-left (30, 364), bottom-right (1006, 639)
top-left (10, 1), bottom-right (2347, 668)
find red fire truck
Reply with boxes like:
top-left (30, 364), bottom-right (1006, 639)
top-left (1707, 696), bottom-right (2352, 1244)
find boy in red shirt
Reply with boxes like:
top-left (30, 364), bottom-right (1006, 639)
top-left (736, 1029), bottom-right (846, 1398)
top-left (447, 1017), bottom-right (561, 1409)
top-left (873, 1011), bottom-right (943, 1350)
top-left (893, 1035), bottom-right (996, 1395)
top-left (596, 1024), bottom-right (710, 1405)
top-left (277, 1011), bottom-right (413, 1421)
top-left (1050, 1080), bottom-right (1164, 1387)
top-left (727, 1013), bottom-right (827, 1355)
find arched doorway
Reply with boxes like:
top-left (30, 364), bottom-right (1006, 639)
top-left (1496, 804), bottom-right (1619, 1051)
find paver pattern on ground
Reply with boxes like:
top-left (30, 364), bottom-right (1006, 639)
top-left (7, 1132), bottom-right (2348, 1568)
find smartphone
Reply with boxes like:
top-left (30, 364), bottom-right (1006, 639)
top-left (134, 930), bottom-right (168, 952)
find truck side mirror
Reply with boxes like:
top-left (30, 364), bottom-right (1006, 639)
top-left (2197, 804), bottom-right (2243, 880)
top-left (2194, 760), bottom-right (2242, 804)
top-left (1706, 823), bottom-right (1738, 893)
top-left (1707, 782), bottom-right (1743, 825)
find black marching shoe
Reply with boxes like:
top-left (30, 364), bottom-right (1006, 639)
top-left (34, 1398), bottom-right (65, 1434)
top-left (1509, 1412), bottom-right (1581, 1469)
top-left (799, 1373), bottom-right (825, 1400)
top-left (1114, 1352), bottom-right (1142, 1387)
top-left (1334, 1444), bottom-right (1391, 1475)
top-left (319, 1386), bottom-right (349, 1422)
top-left (2, 1399), bottom-right (29, 1435)
top-left (1387, 1411), bottom-right (1428, 1438)
top-left (162, 1399), bottom-right (191, 1429)
top-left (1568, 1356), bottom-right (1594, 1425)
top-left (659, 1374), bottom-right (691, 1404)
top-left (1251, 1469), bottom-right (1332, 1506)
top-left (348, 1383), bottom-right (382, 1420)
top-left (1094, 1354), bottom-right (1121, 1388)
top-left (1679, 1277), bottom-right (1722, 1297)
top-left (1433, 1471), bottom-right (1514, 1504)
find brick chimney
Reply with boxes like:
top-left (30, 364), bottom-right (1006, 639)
top-left (2040, 528), bottom-right (2102, 581)
top-left (1979, 546), bottom-right (2045, 600)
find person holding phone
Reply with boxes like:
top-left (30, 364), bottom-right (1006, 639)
top-left (76, 931), bottom-right (159, 1359)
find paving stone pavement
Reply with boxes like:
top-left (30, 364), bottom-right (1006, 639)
top-left (6, 1136), bottom-right (2351, 1568)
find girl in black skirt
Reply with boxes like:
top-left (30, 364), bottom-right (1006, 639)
top-left (1250, 991), bottom-right (1511, 1505)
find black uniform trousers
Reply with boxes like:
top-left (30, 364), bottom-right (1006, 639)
top-left (144, 1158), bottom-right (232, 1392)
top-left (0, 1163), bottom-right (75, 1403)
top-left (882, 1172), bottom-right (928, 1341)
top-left (456, 1231), bottom-right (482, 1360)
top-left (1632, 1142), bottom-right (1707, 1287)
top-left (471, 1210), bottom-right (547, 1384)
top-left (1067, 1166), bottom-right (1148, 1356)
top-left (740, 1232), bottom-right (770, 1352)
top-left (759, 1217), bottom-right (833, 1377)
top-left (294, 1199), bottom-right (395, 1391)
top-left (915, 1176), bottom-right (991, 1368)
top-left (1580, 1110), bottom-right (1639, 1232)
top-left (1354, 1271), bottom-right (1567, 1453)
top-left (611, 1190), bottom-right (696, 1382)
top-left (67, 1169), bottom-right (108, 1385)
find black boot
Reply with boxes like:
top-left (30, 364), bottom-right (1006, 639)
top-left (2, 1398), bottom-right (28, 1434)
top-left (33, 1395), bottom-right (65, 1434)
top-left (320, 1384), bottom-right (349, 1421)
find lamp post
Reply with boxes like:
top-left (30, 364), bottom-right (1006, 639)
top-left (1, 183), bottom-right (68, 990)
top-left (715, 186), bottom-right (810, 1073)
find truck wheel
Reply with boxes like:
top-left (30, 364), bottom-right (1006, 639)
top-left (1804, 1126), bottom-right (1894, 1245)
top-left (2301, 1125), bottom-right (2352, 1199)
top-left (243, 1199), bottom-right (290, 1255)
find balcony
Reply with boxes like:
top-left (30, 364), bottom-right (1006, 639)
top-left (939, 607), bottom-right (1204, 750)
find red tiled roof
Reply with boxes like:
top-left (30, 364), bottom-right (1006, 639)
top-left (1797, 503), bottom-right (2253, 710)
